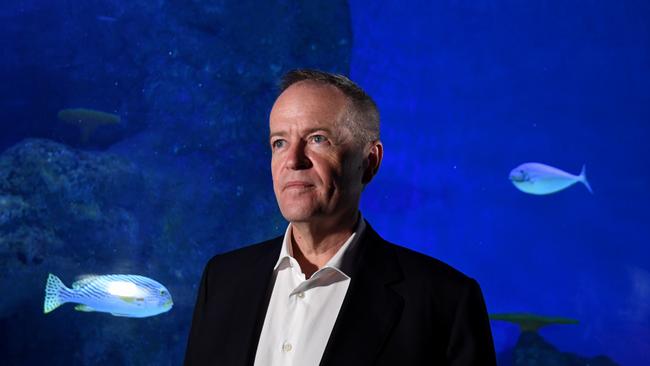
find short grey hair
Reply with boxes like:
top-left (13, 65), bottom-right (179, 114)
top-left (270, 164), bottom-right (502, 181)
top-left (280, 69), bottom-right (380, 145)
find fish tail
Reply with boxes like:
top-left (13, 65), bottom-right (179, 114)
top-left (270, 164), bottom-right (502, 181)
top-left (579, 164), bottom-right (593, 194)
top-left (44, 273), bottom-right (70, 314)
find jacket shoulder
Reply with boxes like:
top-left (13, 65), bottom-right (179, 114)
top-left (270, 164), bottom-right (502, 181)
top-left (386, 241), bottom-right (476, 288)
top-left (383, 241), bottom-right (488, 327)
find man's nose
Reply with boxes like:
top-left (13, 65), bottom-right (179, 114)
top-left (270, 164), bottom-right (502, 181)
top-left (286, 141), bottom-right (311, 169)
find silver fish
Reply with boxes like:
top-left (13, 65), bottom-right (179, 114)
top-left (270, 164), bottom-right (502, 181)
top-left (44, 273), bottom-right (173, 318)
top-left (509, 162), bottom-right (593, 195)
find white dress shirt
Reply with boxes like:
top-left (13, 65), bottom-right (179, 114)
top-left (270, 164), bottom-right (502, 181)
top-left (253, 215), bottom-right (366, 366)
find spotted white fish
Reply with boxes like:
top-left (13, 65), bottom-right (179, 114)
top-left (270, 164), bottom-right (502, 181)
top-left (509, 162), bottom-right (593, 195)
top-left (44, 273), bottom-right (173, 318)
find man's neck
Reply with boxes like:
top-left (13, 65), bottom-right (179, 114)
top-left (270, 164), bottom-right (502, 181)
top-left (290, 211), bottom-right (359, 278)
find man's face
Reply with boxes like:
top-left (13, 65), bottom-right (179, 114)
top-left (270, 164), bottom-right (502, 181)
top-left (269, 82), bottom-right (367, 224)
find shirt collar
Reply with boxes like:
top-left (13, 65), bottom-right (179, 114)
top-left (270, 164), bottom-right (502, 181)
top-left (273, 212), bottom-right (366, 277)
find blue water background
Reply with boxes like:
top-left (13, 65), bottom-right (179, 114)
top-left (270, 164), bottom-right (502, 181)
top-left (351, 1), bottom-right (649, 365)
top-left (0, 0), bottom-right (648, 365)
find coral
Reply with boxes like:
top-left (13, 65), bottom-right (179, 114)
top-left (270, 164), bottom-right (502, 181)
top-left (0, 138), bottom-right (144, 275)
top-left (513, 331), bottom-right (619, 366)
top-left (57, 108), bottom-right (120, 143)
top-left (0, 194), bottom-right (30, 226)
top-left (491, 313), bottom-right (619, 365)
top-left (490, 312), bottom-right (579, 332)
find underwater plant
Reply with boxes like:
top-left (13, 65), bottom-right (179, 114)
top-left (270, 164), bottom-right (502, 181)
top-left (57, 108), bottom-right (120, 143)
top-left (490, 312), bottom-right (579, 332)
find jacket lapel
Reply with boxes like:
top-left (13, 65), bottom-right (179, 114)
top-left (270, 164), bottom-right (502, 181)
top-left (237, 238), bottom-right (283, 366)
top-left (319, 223), bottom-right (404, 366)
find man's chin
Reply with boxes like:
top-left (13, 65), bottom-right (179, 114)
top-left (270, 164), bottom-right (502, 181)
top-left (280, 212), bottom-right (315, 223)
top-left (279, 206), bottom-right (320, 223)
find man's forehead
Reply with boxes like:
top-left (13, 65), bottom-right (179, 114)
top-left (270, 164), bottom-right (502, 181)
top-left (269, 83), bottom-right (350, 137)
top-left (269, 123), bottom-right (337, 138)
top-left (272, 82), bottom-right (349, 114)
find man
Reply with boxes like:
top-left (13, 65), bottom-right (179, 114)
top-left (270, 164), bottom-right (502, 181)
top-left (184, 69), bottom-right (496, 365)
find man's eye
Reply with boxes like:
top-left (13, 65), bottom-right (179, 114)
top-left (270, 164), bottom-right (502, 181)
top-left (271, 140), bottom-right (285, 149)
top-left (310, 135), bottom-right (327, 144)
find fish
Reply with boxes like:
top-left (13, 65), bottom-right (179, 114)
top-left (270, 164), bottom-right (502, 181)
top-left (44, 273), bottom-right (173, 318)
top-left (509, 162), bottom-right (593, 195)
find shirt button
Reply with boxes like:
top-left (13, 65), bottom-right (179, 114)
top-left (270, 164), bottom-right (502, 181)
top-left (282, 342), bottom-right (292, 352)
top-left (297, 292), bottom-right (305, 298)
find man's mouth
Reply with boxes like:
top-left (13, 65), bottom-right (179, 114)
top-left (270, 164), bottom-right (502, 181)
top-left (284, 181), bottom-right (314, 191)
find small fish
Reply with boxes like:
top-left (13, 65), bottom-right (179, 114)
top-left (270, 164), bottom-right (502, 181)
top-left (509, 162), bottom-right (593, 195)
top-left (44, 273), bottom-right (173, 318)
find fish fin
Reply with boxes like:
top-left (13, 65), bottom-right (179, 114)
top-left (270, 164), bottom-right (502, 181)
top-left (74, 304), bottom-right (96, 312)
top-left (110, 312), bottom-right (133, 317)
top-left (44, 273), bottom-right (68, 314)
top-left (579, 164), bottom-right (593, 194)
top-left (72, 275), bottom-right (99, 289)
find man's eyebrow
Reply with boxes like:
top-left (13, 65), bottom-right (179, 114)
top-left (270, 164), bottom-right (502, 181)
top-left (269, 127), bottom-right (335, 140)
top-left (269, 131), bottom-right (286, 140)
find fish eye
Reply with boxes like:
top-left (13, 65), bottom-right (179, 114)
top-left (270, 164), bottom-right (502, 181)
top-left (160, 290), bottom-right (166, 295)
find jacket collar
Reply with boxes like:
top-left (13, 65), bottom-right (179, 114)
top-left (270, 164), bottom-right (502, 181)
top-left (273, 213), bottom-right (367, 276)
top-left (242, 220), bottom-right (404, 366)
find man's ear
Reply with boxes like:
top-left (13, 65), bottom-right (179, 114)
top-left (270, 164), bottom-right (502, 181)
top-left (362, 141), bottom-right (383, 184)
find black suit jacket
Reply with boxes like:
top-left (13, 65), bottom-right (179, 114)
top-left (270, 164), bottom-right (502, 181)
top-left (184, 222), bottom-right (497, 365)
